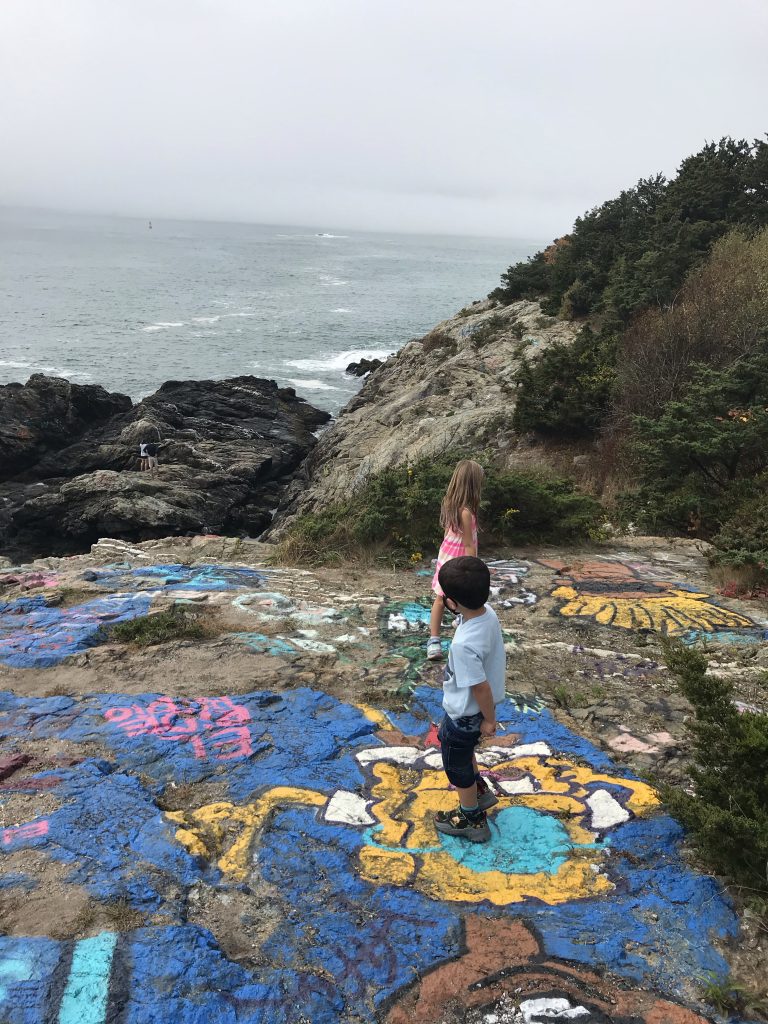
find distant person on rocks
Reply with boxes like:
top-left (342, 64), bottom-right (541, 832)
top-left (145, 441), bottom-right (160, 476)
top-left (432, 556), bottom-right (506, 844)
top-left (138, 442), bottom-right (148, 471)
top-left (426, 459), bottom-right (483, 661)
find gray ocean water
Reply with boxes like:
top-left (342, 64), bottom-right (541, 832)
top-left (0, 208), bottom-right (537, 413)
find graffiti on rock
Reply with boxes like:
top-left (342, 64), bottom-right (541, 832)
top-left (608, 727), bottom-right (677, 755)
top-left (1, 821), bottom-right (49, 849)
top-left (0, 593), bottom-right (152, 668)
top-left (487, 559), bottom-right (538, 607)
top-left (105, 697), bottom-right (252, 761)
top-left (376, 598), bottom-right (448, 696)
top-left (89, 562), bottom-right (267, 593)
top-left (0, 685), bottom-right (744, 1022)
top-left (348, 739), bottom-right (657, 906)
top-left (541, 558), bottom-right (758, 642)
top-left (387, 915), bottom-right (712, 1024)
top-left (232, 590), bottom-right (346, 625)
top-left (0, 571), bottom-right (59, 592)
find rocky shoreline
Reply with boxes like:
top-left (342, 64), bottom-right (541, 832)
top-left (0, 374), bottom-right (330, 560)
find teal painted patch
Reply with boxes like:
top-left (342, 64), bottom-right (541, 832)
top-left (0, 955), bottom-right (33, 1002)
top-left (440, 806), bottom-right (575, 875)
top-left (58, 931), bottom-right (117, 1024)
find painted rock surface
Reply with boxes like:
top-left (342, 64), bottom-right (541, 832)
top-left (1, 536), bottom-right (765, 1022)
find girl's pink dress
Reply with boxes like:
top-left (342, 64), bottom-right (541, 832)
top-left (431, 512), bottom-right (478, 596)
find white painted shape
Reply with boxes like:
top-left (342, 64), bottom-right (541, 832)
top-left (516, 998), bottom-right (590, 1021)
top-left (324, 791), bottom-right (375, 826)
top-left (285, 637), bottom-right (336, 654)
top-left (333, 634), bottom-right (362, 644)
top-left (476, 743), bottom-right (550, 766)
top-left (498, 777), bottom-right (535, 795)
top-left (296, 629), bottom-right (319, 638)
top-left (387, 613), bottom-right (408, 631)
top-left (356, 746), bottom-right (422, 766)
top-left (422, 751), bottom-right (443, 768)
top-left (587, 789), bottom-right (630, 829)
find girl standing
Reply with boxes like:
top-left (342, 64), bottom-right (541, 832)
top-left (426, 459), bottom-right (484, 660)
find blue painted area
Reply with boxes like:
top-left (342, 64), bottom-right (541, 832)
top-left (682, 627), bottom-right (768, 646)
top-left (0, 593), bottom-right (152, 668)
top-left (231, 632), bottom-right (297, 656)
top-left (58, 932), bottom-right (117, 1024)
top-left (256, 806), bottom-right (458, 1014)
top-left (88, 563), bottom-right (266, 593)
top-left (396, 602), bottom-right (432, 627)
top-left (37, 762), bottom-right (204, 911)
top-left (0, 873), bottom-right (34, 891)
top-left (0, 684), bottom-right (746, 1020)
top-left (525, 817), bottom-right (737, 989)
top-left (0, 938), bottom-right (60, 1021)
top-left (442, 806), bottom-right (575, 874)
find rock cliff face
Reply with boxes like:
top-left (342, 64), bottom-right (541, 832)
top-left (1, 376), bottom-right (329, 557)
top-left (0, 374), bottom-right (132, 480)
top-left (272, 299), bottom-right (579, 531)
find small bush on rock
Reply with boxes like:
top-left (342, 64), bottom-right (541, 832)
top-left (662, 642), bottom-right (768, 897)
top-left (110, 607), bottom-right (207, 646)
top-left (277, 454), bottom-right (600, 563)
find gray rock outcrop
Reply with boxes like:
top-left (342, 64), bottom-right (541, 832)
top-left (271, 300), bottom-right (579, 532)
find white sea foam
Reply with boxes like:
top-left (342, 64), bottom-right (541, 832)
top-left (0, 359), bottom-right (32, 369)
top-left (287, 378), bottom-right (339, 391)
top-left (143, 321), bottom-right (185, 332)
top-left (318, 274), bottom-right (349, 287)
top-left (284, 348), bottom-right (394, 373)
top-left (316, 233), bottom-right (349, 239)
top-left (192, 315), bottom-right (221, 324)
top-left (221, 312), bottom-right (257, 319)
top-left (332, 308), bottom-right (352, 313)
top-left (0, 359), bottom-right (92, 381)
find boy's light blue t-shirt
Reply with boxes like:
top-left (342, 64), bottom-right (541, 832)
top-left (442, 604), bottom-right (506, 720)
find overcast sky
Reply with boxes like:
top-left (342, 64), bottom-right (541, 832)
top-left (0, 0), bottom-right (765, 238)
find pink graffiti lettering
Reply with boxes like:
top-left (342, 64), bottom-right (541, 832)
top-left (104, 697), bottom-right (252, 761)
top-left (1, 820), bottom-right (49, 847)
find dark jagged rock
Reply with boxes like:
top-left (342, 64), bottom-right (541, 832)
top-left (345, 358), bottom-right (383, 377)
top-left (0, 374), bottom-right (132, 481)
top-left (0, 375), bottom-right (330, 558)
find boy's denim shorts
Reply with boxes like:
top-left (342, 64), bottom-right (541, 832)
top-left (437, 712), bottom-right (483, 789)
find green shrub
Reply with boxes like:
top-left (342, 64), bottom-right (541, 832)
top-left (110, 607), bottom-right (207, 646)
top-left (492, 138), bottom-right (768, 323)
top-left (662, 642), bottom-right (768, 895)
top-left (278, 454), bottom-right (600, 563)
top-left (620, 351), bottom-right (768, 535)
top-left (469, 314), bottom-right (505, 349)
top-left (421, 330), bottom-right (456, 354)
top-left (711, 493), bottom-right (768, 573)
top-left (512, 327), bottom-right (617, 437)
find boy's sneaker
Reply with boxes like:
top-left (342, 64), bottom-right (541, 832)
top-left (434, 806), bottom-right (490, 843)
top-left (426, 637), bottom-right (443, 660)
top-left (476, 775), bottom-right (499, 811)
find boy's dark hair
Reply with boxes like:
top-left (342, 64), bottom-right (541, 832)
top-left (438, 556), bottom-right (490, 610)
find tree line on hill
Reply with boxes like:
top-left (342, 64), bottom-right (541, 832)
top-left (492, 137), bottom-right (768, 580)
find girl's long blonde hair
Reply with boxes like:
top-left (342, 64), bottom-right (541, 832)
top-left (440, 459), bottom-right (484, 533)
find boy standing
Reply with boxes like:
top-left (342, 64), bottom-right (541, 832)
top-left (433, 556), bottom-right (506, 843)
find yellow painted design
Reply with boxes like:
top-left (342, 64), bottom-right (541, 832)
top-left (355, 753), bottom-right (659, 906)
top-left (167, 748), bottom-right (658, 906)
top-left (167, 786), bottom-right (328, 882)
top-left (552, 584), bottom-right (753, 636)
top-left (355, 703), bottom-right (392, 729)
